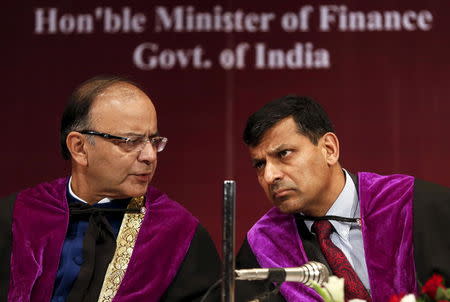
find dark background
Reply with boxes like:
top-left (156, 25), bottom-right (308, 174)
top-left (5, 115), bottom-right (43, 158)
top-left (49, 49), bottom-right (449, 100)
top-left (1, 0), bottom-right (449, 252)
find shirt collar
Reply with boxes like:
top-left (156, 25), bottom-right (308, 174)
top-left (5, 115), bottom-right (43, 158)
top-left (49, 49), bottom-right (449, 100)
top-left (304, 169), bottom-right (359, 241)
top-left (68, 176), bottom-right (112, 204)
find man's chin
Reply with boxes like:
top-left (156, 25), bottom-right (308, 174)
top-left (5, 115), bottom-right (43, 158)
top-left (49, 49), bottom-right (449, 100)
top-left (277, 206), bottom-right (297, 214)
top-left (274, 199), bottom-right (302, 214)
top-left (124, 184), bottom-right (149, 198)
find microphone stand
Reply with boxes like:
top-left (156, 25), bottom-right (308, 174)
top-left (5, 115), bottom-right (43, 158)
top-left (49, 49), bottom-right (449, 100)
top-left (222, 180), bottom-right (236, 302)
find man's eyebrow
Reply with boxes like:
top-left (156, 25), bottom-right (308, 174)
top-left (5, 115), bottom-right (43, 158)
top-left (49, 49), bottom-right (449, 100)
top-left (267, 144), bottom-right (291, 155)
top-left (149, 131), bottom-right (160, 138)
top-left (122, 131), bottom-right (160, 137)
top-left (251, 158), bottom-right (265, 166)
top-left (251, 157), bottom-right (263, 163)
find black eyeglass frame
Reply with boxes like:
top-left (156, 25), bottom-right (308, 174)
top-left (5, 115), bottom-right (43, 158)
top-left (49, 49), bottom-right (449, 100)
top-left (78, 130), bottom-right (168, 152)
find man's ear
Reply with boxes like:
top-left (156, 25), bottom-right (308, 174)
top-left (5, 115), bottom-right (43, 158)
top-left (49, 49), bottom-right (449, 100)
top-left (321, 132), bottom-right (340, 165)
top-left (66, 132), bottom-right (89, 166)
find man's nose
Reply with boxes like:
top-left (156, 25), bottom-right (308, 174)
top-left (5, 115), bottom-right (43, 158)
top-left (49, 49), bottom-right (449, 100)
top-left (263, 162), bottom-right (283, 184)
top-left (137, 141), bottom-right (157, 164)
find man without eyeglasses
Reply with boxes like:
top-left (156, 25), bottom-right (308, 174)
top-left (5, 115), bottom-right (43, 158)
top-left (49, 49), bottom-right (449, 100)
top-left (1, 76), bottom-right (221, 302)
top-left (235, 96), bottom-right (449, 302)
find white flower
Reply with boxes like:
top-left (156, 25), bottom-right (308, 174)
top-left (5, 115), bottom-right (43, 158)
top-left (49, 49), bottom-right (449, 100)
top-left (400, 294), bottom-right (417, 302)
top-left (323, 276), bottom-right (345, 302)
top-left (349, 299), bottom-right (367, 302)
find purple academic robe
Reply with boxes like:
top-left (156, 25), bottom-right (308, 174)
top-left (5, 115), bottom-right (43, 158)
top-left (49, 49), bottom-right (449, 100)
top-left (247, 172), bottom-right (417, 302)
top-left (8, 177), bottom-right (199, 302)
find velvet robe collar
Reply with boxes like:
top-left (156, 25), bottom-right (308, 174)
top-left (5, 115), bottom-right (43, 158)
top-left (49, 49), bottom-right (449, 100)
top-left (247, 172), bottom-right (417, 302)
top-left (8, 177), bottom-right (198, 302)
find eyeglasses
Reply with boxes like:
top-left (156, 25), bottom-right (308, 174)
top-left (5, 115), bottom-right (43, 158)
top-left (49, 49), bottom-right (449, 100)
top-left (79, 130), bottom-right (168, 153)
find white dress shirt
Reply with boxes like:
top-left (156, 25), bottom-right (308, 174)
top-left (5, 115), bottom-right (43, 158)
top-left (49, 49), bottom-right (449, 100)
top-left (68, 177), bottom-right (112, 204)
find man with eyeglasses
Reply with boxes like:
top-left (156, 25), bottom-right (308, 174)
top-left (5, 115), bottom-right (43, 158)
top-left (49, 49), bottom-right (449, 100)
top-left (1, 75), bottom-right (221, 302)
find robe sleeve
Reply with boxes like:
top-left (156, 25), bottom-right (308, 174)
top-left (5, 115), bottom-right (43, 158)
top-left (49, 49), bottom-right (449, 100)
top-left (413, 179), bottom-right (450, 282)
top-left (235, 238), bottom-right (287, 302)
top-left (160, 224), bottom-right (222, 302)
top-left (0, 193), bottom-right (17, 301)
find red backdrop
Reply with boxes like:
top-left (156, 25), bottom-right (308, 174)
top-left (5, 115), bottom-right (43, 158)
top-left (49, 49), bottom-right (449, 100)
top-left (1, 0), bottom-right (449, 252)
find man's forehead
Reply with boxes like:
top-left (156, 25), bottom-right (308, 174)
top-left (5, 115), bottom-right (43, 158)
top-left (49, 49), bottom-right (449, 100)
top-left (248, 135), bottom-right (288, 160)
top-left (249, 141), bottom-right (289, 159)
top-left (248, 118), bottom-right (307, 158)
top-left (92, 82), bottom-right (154, 109)
top-left (97, 82), bottom-right (144, 100)
top-left (89, 84), bottom-right (157, 132)
top-left (254, 118), bottom-right (297, 144)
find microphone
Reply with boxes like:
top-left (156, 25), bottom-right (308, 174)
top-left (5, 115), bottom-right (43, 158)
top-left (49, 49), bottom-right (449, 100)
top-left (235, 261), bottom-right (329, 286)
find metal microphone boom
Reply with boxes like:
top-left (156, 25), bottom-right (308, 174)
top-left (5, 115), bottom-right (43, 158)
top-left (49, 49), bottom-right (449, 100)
top-left (235, 261), bottom-right (329, 286)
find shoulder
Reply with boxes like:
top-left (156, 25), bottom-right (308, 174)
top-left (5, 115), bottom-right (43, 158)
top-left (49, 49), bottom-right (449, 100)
top-left (0, 193), bottom-right (17, 300)
top-left (236, 237), bottom-right (260, 269)
top-left (412, 178), bottom-right (450, 227)
top-left (0, 178), bottom-right (69, 222)
top-left (236, 238), bottom-right (287, 302)
top-left (0, 193), bottom-right (17, 223)
top-left (247, 207), bottom-right (296, 250)
top-left (355, 171), bottom-right (450, 201)
top-left (249, 207), bottom-right (291, 232)
top-left (11, 178), bottom-right (69, 217)
top-left (183, 224), bottom-right (220, 266)
top-left (412, 179), bottom-right (450, 282)
top-left (159, 224), bottom-right (221, 302)
top-left (413, 178), bottom-right (450, 203)
top-left (356, 172), bottom-right (415, 206)
top-left (0, 192), bottom-right (16, 238)
top-left (357, 171), bottom-right (414, 187)
top-left (412, 179), bottom-right (450, 224)
top-left (171, 223), bottom-right (220, 269)
top-left (15, 177), bottom-right (68, 204)
top-left (145, 186), bottom-right (198, 224)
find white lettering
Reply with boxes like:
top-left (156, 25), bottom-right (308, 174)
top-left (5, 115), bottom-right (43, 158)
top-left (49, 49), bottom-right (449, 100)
top-left (103, 7), bottom-right (146, 33)
top-left (320, 6), bottom-right (433, 32)
top-left (59, 14), bottom-right (76, 34)
top-left (366, 12), bottom-right (383, 31)
top-left (34, 8), bottom-right (94, 34)
top-left (320, 5), bottom-right (339, 31)
top-left (281, 6), bottom-right (313, 32)
top-left (235, 43), bottom-right (250, 69)
top-left (281, 13), bottom-right (298, 32)
top-left (218, 43), bottom-right (249, 69)
top-left (219, 49), bottom-right (235, 69)
top-left (133, 43), bottom-right (209, 70)
top-left (384, 11), bottom-right (401, 30)
top-left (154, 6), bottom-right (275, 32)
top-left (402, 10), bottom-right (417, 31)
top-left (417, 10), bottom-right (433, 31)
top-left (348, 11), bottom-right (365, 31)
top-left (34, 8), bottom-right (58, 34)
top-left (299, 6), bottom-right (314, 31)
top-left (255, 43), bottom-right (330, 70)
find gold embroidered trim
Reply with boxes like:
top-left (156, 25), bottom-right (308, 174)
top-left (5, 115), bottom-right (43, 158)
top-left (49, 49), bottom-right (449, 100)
top-left (97, 196), bottom-right (146, 302)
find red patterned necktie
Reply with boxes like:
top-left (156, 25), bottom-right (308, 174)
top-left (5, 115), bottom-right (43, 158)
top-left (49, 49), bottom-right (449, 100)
top-left (312, 220), bottom-right (371, 302)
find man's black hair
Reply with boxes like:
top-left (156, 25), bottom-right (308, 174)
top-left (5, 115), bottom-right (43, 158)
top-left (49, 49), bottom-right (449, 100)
top-left (243, 95), bottom-right (334, 147)
top-left (60, 75), bottom-right (139, 160)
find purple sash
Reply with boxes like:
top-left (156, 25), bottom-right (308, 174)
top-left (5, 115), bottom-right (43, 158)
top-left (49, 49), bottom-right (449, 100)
top-left (247, 172), bottom-right (416, 302)
top-left (8, 177), bottom-right (198, 302)
top-left (359, 172), bottom-right (417, 301)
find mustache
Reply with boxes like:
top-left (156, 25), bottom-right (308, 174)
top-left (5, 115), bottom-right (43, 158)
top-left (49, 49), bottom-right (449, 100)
top-left (270, 183), bottom-right (296, 193)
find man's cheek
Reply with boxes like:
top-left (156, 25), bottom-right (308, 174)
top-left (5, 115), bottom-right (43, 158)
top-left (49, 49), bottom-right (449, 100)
top-left (257, 176), bottom-right (266, 188)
